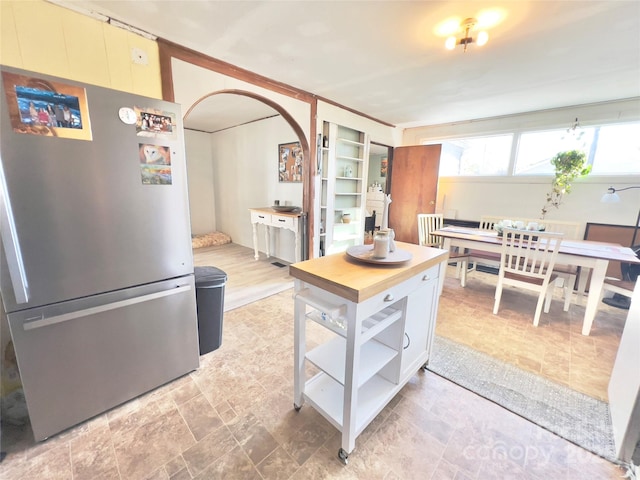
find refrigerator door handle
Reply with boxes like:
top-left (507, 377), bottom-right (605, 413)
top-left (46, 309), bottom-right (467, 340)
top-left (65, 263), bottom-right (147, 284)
top-left (0, 160), bottom-right (29, 304)
top-left (23, 284), bottom-right (192, 331)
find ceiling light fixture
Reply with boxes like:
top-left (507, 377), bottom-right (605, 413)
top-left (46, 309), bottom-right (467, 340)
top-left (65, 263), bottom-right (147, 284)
top-left (445, 17), bottom-right (488, 52)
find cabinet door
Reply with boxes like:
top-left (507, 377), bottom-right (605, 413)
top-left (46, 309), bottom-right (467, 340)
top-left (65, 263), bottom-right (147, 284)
top-left (400, 273), bottom-right (438, 380)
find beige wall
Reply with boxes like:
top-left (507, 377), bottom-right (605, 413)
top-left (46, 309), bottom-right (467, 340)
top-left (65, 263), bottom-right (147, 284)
top-left (0, 0), bottom-right (161, 98)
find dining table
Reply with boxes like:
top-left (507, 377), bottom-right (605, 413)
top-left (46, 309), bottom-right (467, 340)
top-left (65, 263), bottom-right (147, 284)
top-left (433, 226), bottom-right (640, 335)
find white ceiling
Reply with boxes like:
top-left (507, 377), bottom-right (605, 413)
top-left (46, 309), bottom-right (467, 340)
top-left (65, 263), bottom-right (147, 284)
top-left (64, 1), bottom-right (639, 132)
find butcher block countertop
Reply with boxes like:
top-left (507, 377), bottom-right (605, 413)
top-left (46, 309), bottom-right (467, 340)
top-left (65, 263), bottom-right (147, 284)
top-left (289, 241), bottom-right (449, 303)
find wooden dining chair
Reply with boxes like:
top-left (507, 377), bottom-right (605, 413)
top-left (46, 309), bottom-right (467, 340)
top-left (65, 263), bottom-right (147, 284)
top-left (417, 213), bottom-right (468, 278)
top-left (493, 228), bottom-right (565, 326)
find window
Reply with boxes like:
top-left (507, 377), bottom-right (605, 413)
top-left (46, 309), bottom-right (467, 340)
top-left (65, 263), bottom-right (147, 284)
top-left (591, 123), bottom-right (640, 174)
top-left (515, 128), bottom-right (595, 175)
top-left (437, 135), bottom-right (512, 176)
top-left (431, 121), bottom-right (640, 177)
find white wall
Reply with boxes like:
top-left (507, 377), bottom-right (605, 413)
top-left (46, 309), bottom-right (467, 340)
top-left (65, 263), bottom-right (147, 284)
top-left (436, 177), bottom-right (639, 239)
top-left (403, 98), bottom-right (640, 235)
top-left (211, 116), bottom-right (302, 263)
top-left (317, 100), bottom-right (402, 147)
top-left (172, 58), bottom-right (311, 146)
top-left (403, 98), bottom-right (640, 142)
top-left (185, 129), bottom-right (216, 234)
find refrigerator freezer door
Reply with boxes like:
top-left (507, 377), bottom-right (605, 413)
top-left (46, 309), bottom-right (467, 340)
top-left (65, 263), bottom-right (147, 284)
top-left (8, 276), bottom-right (199, 441)
top-left (0, 66), bottom-right (194, 313)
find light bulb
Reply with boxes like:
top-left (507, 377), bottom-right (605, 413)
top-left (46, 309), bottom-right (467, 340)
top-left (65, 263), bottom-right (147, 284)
top-left (477, 31), bottom-right (489, 46)
top-left (445, 36), bottom-right (457, 50)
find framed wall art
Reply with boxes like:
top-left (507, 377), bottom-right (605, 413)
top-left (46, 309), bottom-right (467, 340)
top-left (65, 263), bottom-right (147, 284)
top-left (1, 71), bottom-right (92, 141)
top-left (138, 143), bottom-right (172, 185)
top-left (134, 106), bottom-right (177, 139)
top-left (278, 141), bottom-right (303, 182)
top-left (380, 157), bottom-right (388, 177)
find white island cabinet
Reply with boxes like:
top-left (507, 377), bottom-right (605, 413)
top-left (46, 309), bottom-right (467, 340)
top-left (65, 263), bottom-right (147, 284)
top-left (289, 242), bottom-right (448, 464)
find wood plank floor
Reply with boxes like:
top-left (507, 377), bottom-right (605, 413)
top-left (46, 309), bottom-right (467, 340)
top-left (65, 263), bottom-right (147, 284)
top-left (193, 243), bottom-right (293, 312)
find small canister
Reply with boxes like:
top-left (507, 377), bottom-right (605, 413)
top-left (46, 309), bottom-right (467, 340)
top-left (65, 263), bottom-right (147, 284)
top-left (344, 165), bottom-right (353, 178)
top-left (372, 230), bottom-right (390, 259)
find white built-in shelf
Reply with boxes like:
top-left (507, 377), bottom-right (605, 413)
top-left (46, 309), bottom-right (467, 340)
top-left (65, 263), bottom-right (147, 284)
top-left (336, 155), bottom-right (364, 162)
top-left (337, 138), bottom-right (365, 147)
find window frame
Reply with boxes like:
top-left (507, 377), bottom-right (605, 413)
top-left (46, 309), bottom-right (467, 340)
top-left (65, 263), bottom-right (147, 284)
top-left (427, 120), bottom-right (640, 178)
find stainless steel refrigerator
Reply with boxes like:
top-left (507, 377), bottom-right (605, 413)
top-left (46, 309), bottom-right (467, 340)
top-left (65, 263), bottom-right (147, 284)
top-left (0, 66), bottom-right (200, 441)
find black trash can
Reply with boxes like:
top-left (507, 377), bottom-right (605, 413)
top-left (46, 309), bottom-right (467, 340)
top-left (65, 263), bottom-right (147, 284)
top-left (194, 266), bottom-right (227, 355)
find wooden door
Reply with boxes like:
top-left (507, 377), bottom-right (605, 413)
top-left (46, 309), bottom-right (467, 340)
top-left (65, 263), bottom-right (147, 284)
top-left (388, 145), bottom-right (441, 244)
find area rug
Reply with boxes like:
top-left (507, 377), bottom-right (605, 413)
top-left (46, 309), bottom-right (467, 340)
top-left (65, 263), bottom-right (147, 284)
top-left (428, 335), bottom-right (617, 462)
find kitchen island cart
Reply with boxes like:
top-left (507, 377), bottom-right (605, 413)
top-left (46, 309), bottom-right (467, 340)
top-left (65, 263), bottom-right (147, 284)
top-left (289, 242), bottom-right (448, 464)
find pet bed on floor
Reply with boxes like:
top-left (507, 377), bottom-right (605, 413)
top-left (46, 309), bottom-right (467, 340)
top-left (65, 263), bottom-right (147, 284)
top-left (191, 232), bottom-right (232, 249)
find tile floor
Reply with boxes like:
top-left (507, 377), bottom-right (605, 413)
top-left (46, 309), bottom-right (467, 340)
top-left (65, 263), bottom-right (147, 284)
top-left (0, 270), bottom-right (629, 479)
top-left (438, 268), bottom-right (627, 402)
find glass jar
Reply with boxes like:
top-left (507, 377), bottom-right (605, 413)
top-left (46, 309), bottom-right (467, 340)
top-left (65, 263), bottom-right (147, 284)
top-left (373, 230), bottom-right (390, 259)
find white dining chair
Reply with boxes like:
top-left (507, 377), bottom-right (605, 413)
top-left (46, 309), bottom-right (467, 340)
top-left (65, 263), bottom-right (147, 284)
top-left (493, 228), bottom-right (565, 326)
top-left (417, 213), bottom-right (444, 247)
top-left (462, 215), bottom-right (503, 283)
top-left (417, 213), bottom-right (468, 278)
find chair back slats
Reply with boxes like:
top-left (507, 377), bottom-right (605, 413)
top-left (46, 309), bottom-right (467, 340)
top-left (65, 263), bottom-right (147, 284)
top-left (417, 213), bottom-right (443, 247)
top-left (501, 229), bottom-right (563, 282)
top-left (479, 216), bottom-right (503, 231)
top-left (480, 215), bottom-right (581, 240)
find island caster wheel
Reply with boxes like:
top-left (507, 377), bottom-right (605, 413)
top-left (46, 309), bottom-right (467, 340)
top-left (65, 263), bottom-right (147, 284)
top-left (293, 403), bottom-right (302, 412)
top-left (338, 448), bottom-right (349, 465)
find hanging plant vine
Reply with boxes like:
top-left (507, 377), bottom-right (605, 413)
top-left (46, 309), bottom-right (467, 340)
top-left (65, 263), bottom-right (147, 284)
top-left (541, 150), bottom-right (591, 219)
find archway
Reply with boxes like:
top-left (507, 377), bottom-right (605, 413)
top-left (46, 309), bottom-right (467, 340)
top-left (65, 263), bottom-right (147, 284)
top-left (184, 89), bottom-right (309, 157)
top-left (183, 89), bottom-right (311, 261)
